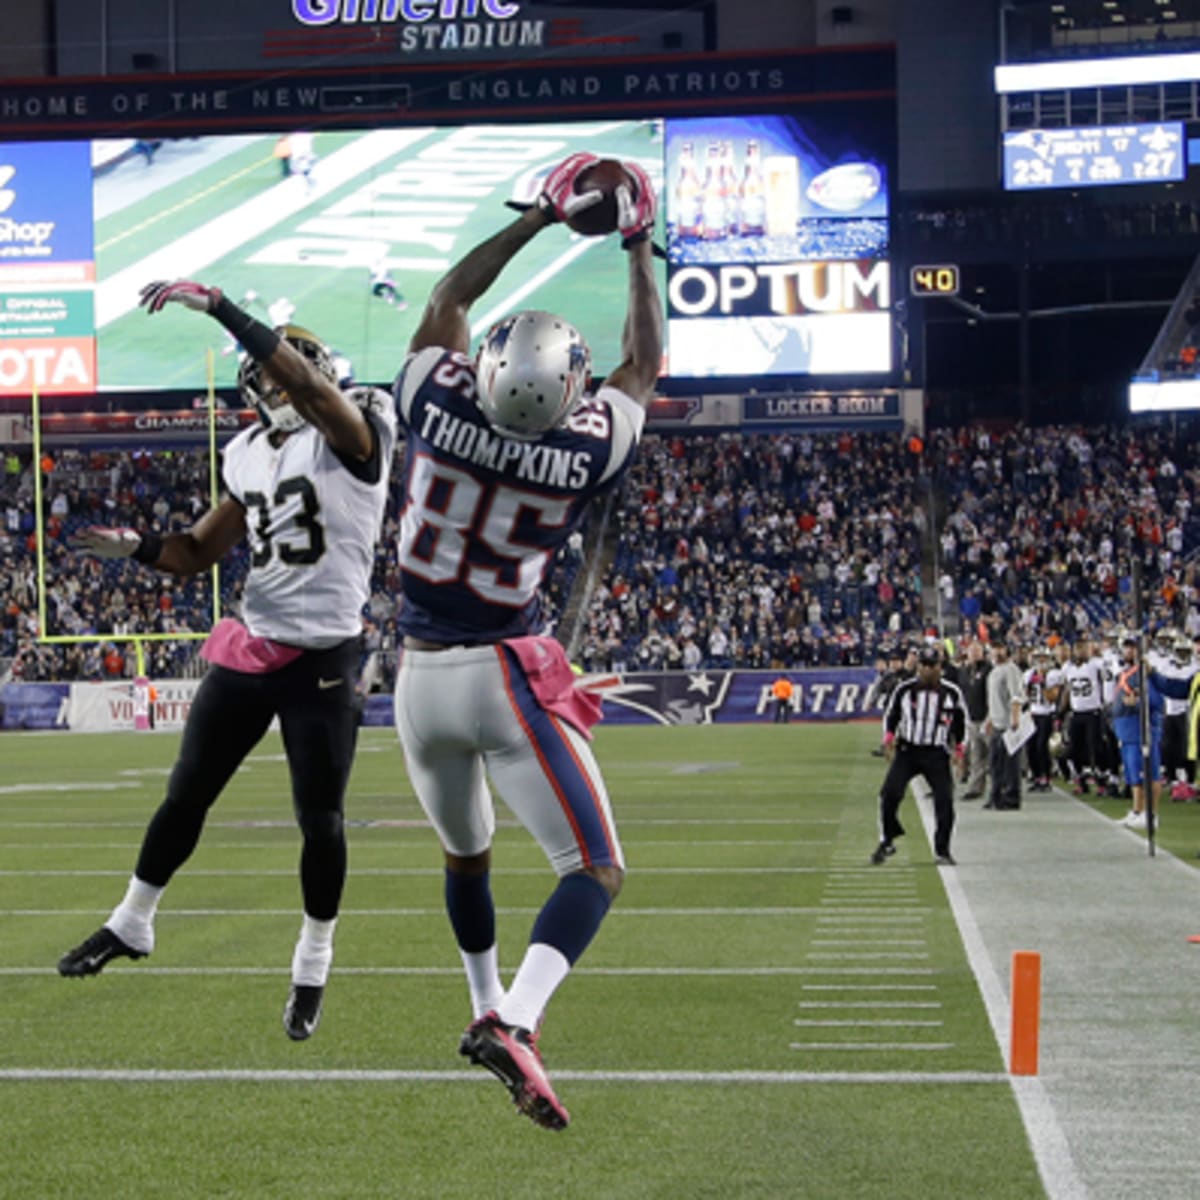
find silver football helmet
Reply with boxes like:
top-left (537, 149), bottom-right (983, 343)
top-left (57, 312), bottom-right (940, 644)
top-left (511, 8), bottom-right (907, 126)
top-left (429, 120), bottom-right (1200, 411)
top-left (474, 310), bottom-right (591, 440)
top-left (238, 324), bottom-right (337, 434)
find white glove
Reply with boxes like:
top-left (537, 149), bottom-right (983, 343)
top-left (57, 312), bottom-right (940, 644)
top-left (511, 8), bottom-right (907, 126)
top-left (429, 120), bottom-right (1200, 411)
top-left (138, 280), bottom-right (221, 315)
top-left (70, 527), bottom-right (143, 559)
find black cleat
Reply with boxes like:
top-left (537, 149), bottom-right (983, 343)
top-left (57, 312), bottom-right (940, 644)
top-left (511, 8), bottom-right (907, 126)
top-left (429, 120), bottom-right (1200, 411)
top-left (936, 853), bottom-right (957, 866)
top-left (460, 1011), bottom-right (570, 1131)
top-left (870, 840), bottom-right (895, 865)
top-left (57, 927), bottom-right (146, 977)
top-left (283, 984), bottom-right (324, 1041)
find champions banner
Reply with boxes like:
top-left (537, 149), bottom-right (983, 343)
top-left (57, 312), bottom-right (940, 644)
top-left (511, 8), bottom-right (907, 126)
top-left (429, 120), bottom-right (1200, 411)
top-left (3, 669), bottom-right (881, 731)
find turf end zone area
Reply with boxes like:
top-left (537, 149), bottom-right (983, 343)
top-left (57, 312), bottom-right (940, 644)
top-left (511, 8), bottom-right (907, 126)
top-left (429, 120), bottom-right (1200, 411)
top-left (0, 723), bottom-right (1043, 1199)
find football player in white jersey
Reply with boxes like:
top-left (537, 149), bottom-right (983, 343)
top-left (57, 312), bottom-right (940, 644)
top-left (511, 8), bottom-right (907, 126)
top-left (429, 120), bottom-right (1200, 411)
top-left (57, 282), bottom-right (397, 1046)
top-left (1063, 639), bottom-right (1105, 794)
top-left (1025, 647), bottom-right (1060, 791)
top-left (391, 152), bottom-right (661, 1130)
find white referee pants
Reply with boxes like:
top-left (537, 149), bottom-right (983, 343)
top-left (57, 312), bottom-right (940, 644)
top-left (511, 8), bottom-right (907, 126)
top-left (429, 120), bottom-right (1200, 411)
top-left (394, 644), bottom-right (624, 876)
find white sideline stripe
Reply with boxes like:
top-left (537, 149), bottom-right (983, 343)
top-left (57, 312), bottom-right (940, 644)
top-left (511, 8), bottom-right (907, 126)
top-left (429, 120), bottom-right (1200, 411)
top-left (0, 1068), bottom-right (1008, 1085)
top-left (790, 1043), bottom-right (954, 1052)
top-left (914, 794), bottom-right (1086, 1200)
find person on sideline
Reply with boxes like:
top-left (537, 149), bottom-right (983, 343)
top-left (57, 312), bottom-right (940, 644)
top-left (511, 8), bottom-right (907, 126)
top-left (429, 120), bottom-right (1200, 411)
top-left (958, 638), bottom-right (991, 798)
top-left (871, 645), bottom-right (967, 867)
top-left (772, 674), bottom-right (794, 723)
top-left (1112, 632), bottom-right (1193, 829)
top-left (390, 152), bottom-right (660, 1130)
top-left (984, 640), bottom-right (1027, 810)
top-left (56, 283), bottom-right (396, 1045)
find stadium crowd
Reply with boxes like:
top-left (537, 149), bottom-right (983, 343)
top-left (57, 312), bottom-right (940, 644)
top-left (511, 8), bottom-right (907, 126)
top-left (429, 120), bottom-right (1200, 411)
top-left (930, 422), bottom-right (1200, 647)
top-left (1, 442), bottom-right (583, 690)
top-left (576, 430), bottom-right (928, 673)
top-left (4, 419), bottom-right (1200, 687)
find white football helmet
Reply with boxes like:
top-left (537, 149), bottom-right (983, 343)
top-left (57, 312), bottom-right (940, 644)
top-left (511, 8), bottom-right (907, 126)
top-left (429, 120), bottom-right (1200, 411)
top-left (474, 310), bottom-right (591, 439)
top-left (238, 324), bottom-right (337, 434)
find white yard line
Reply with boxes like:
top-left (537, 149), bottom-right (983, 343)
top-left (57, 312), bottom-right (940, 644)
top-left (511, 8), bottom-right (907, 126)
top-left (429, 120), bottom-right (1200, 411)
top-left (0, 1067), bottom-right (1009, 1084)
top-left (0, 965), bottom-right (927, 977)
top-left (470, 236), bottom-right (602, 338)
top-left (916, 792), bottom-right (1088, 1200)
top-left (790, 1043), bottom-right (954, 1052)
top-left (5, 906), bottom-right (926, 918)
top-left (0, 866), bottom-right (884, 877)
top-left (793, 1020), bottom-right (945, 1028)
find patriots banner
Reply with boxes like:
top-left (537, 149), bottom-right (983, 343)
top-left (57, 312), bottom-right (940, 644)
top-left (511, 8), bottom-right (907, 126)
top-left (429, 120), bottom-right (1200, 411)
top-left (4, 669), bottom-right (882, 730)
top-left (584, 667), bottom-right (880, 726)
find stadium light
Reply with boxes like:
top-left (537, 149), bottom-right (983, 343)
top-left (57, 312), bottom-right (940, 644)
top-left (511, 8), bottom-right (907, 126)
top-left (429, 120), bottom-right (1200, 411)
top-left (995, 52), bottom-right (1200, 93)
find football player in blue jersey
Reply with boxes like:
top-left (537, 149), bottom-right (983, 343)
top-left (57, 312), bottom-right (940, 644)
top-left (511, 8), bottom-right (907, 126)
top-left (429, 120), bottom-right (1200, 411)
top-left (392, 151), bottom-right (661, 1130)
top-left (56, 282), bottom-right (397, 1046)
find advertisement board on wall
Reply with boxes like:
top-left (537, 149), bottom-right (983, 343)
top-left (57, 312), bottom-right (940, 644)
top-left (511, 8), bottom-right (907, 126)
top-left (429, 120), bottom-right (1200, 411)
top-left (0, 141), bottom-right (97, 396)
top-left (0, 99), bottom-right (893, 395)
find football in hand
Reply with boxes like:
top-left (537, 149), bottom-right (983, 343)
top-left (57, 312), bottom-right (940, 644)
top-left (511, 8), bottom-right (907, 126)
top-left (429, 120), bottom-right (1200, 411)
top-left (565, 158), bottom-right (635, 237)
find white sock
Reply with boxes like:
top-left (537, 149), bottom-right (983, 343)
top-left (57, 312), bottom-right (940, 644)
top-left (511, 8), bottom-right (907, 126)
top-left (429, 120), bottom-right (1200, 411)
top-left (497, 943), bottom-right (570, 1033)
top-left (291, 915), bottom-right (337, 986)
top-left (106, 876), bottom-right (162, 954)
top-left (460, 945), bottom-right (504, 1019)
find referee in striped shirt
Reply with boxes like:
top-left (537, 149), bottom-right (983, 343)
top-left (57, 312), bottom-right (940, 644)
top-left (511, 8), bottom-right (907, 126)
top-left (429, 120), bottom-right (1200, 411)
top-left (871, 644), bottom-right (968, 866)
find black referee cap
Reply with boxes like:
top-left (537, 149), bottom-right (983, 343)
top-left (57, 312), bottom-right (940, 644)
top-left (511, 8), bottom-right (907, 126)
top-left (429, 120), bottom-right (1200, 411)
top-left (917, 645), bottom-right (941, 666)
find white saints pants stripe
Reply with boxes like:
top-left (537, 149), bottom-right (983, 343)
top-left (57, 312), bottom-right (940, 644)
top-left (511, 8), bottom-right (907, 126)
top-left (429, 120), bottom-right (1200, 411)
top-left (394, 644), bottom-right (623, 875)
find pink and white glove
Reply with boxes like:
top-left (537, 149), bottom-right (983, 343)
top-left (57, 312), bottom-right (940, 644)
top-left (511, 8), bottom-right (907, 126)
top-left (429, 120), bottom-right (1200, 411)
top-left (615, 161), bottom-right (657, 248)
top-left (138, 279), bottom-right (222, 315)
top-left (537, 152), bottom-right (604, 223)
top-left (69, 527), bottom-right (143, 559)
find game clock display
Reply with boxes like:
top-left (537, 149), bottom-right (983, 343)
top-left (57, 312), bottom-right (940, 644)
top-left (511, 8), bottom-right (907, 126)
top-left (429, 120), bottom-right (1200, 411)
top-left (909, 265), bottom-right (959, 297)
top-left (1003, 122), bottom-right (1184, 191)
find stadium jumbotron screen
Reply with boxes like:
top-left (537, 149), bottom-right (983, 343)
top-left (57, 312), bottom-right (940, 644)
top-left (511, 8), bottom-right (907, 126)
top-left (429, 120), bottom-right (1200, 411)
top-left (0, 108), bottom-right (891, 397)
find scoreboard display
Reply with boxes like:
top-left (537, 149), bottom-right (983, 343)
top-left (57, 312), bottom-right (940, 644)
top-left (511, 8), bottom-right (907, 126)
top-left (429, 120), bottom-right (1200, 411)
top-left (1002, 122), bottom-right (1184, 191)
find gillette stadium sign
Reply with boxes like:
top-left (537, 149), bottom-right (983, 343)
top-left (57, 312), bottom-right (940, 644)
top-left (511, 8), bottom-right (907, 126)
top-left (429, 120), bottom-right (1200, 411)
top-left (291, 0), bottom-right (521, 21)
top-left (290, 0), bottom-right (541, 51)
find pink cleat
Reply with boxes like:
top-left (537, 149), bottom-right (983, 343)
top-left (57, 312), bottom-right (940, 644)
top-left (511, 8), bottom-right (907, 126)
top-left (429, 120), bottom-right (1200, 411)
top-left (459, 1011), bottom-right (570, 1131)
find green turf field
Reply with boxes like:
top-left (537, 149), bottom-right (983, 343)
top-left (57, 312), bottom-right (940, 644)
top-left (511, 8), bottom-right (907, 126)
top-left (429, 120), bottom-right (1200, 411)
top-left (1, 723), bottom-right (1044, 1199)
top-left (94, 121), bottom-right (665, 392)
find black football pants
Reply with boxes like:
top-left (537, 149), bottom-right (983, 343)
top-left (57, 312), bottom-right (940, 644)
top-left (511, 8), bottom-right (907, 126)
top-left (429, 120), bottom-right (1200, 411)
top-left (878, 747), bottom-right (956, 857)
top-left (134, 638), bottom-right (362, 920)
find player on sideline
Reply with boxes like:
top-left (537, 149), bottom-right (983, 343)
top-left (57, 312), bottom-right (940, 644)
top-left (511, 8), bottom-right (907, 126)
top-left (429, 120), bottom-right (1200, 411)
top-left (56, 282), bottom-right (396, 1045)
top-left (391, 152), bottom-right (660, 1130)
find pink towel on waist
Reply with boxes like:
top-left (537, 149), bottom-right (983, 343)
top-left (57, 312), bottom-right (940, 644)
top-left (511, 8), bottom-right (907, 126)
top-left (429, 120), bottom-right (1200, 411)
top-left (504, 635), bottom-right (602, 739)
top-left (201, 617), bottom-right (305, 674)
